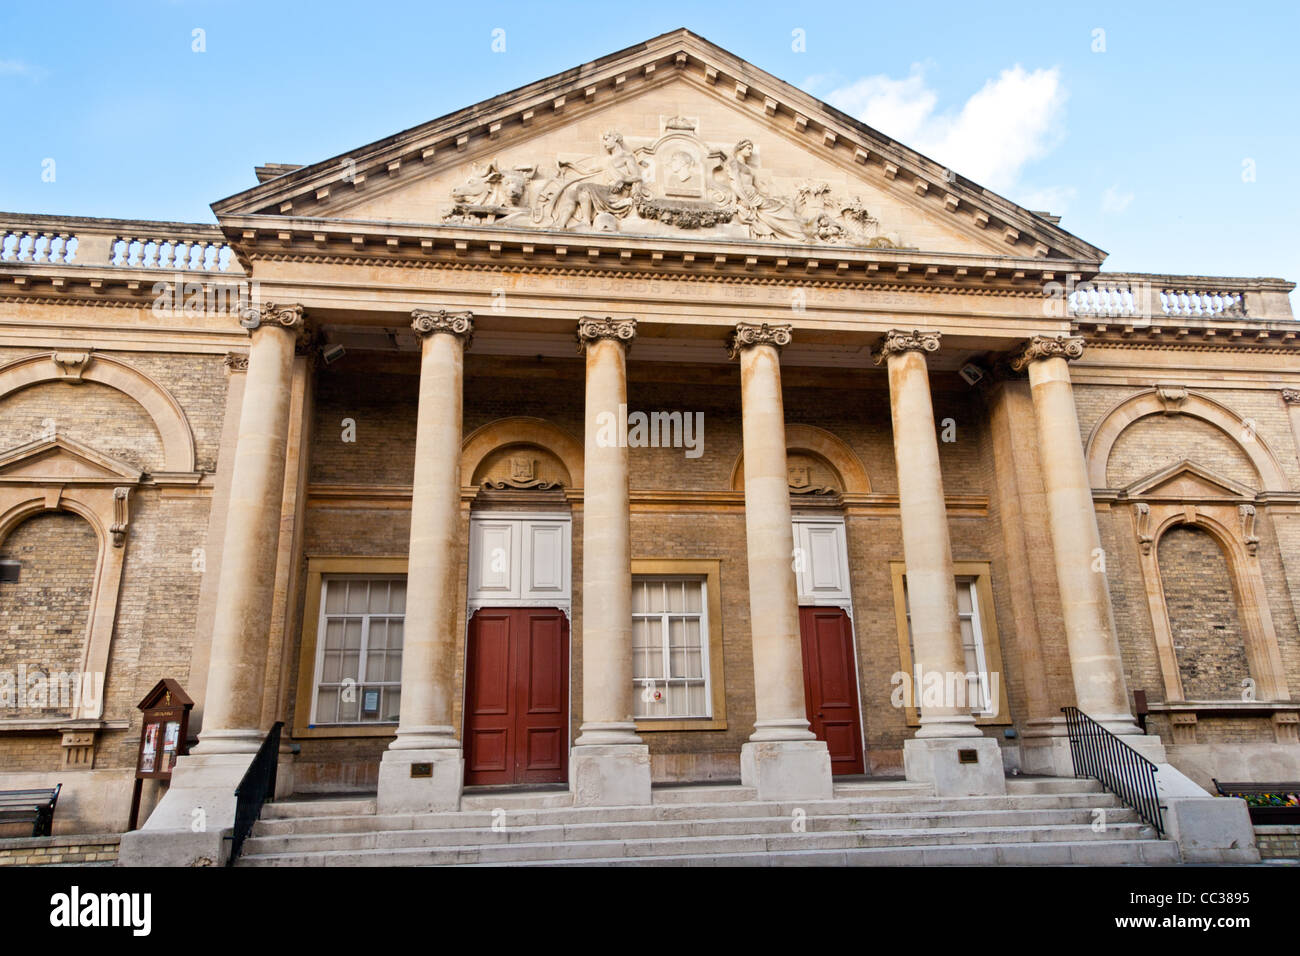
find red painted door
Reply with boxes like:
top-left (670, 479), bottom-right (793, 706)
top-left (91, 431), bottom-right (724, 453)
top-left (464, 608), bottom-right (569, 785)
top-left (799, 606), bottom-right (865, 775)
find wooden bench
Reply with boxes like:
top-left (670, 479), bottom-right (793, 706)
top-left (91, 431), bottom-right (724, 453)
top-left (1213, 780), bottom-right (1300, 825)
top-left (0, 785), bottom-right (62, 837)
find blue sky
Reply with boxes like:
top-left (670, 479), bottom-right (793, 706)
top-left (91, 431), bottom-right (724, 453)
top-left (3, 1), bottom-right (1297, 286)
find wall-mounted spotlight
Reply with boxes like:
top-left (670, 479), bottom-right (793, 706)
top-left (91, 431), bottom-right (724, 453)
top-left (958, 362), bottom-right (985, 386)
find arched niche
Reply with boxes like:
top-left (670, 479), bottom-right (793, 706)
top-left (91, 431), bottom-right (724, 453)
top-left (1132, 501), bottom-right (1290, 704)
top-left (471, 442), bottom-right (572, 489)
top-left (0, 493), bottom-right (134, 728)
top-left (462, 417), bottom-right (584, 490)
top-left (1086, 388), bottom-right (1288, 491)
top-left (0, 510), bottom-right (99, 718)
top-left (0, 351), bottom-right (197, 474)
top-left (729, 423), bottom-right (871, 494)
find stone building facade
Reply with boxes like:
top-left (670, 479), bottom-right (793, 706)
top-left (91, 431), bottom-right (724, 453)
top-left (1, 31), bottom-right (1297, 853)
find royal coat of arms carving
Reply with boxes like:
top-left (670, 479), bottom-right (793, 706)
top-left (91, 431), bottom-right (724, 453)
top-left (443, 119), bottom-right (901, 247)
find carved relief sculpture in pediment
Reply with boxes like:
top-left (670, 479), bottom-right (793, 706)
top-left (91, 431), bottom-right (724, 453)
top-left (442, 123), bottom-right (901, 247)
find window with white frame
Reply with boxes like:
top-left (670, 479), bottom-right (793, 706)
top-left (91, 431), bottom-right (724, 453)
top-left (632, 577), bottom-right (710, 719)
top-left (312, 576), bottom-right (405, 725)
top-left (903, 576), bottom-right (994, 716)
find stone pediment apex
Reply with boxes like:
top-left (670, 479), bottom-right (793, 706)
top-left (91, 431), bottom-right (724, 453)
top-left (1124, 459), bottom-right (1257, 501)
top-left (211, 30), bottom-right (1103, 265)
top-left (0, 434), bottom-right (144, 485)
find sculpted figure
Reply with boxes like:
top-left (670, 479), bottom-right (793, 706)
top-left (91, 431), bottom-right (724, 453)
top-left (541, 131), bottom-right (646, 230)
top-left (450, 160), bottom-right (532, 208)
top-left (722, 139), bottom-right (805, 241)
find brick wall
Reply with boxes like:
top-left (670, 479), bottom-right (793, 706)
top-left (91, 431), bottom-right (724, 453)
top-left (291, 358), bottom-right (1006, 785)
top-left (0, 513), bottom-right (97, 720)
top-left (1254, 825), bottom-right (1300, 860)
top-left (1078, 380), bottom-right (1300, 749)
top-left (0, 834), bottom-right (120, 866)
top-left (1107, 414), bottom-right (1259, 489)
top-left (0, 381), bottom-right (164, 473)
top-left (0, 349), bottom-right (226, 781)
top-left (1158, 525), bottom-right (1250, 699)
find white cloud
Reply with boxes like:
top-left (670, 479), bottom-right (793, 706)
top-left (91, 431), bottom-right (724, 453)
top-left (1017, 185), bottom-right (1078, 216)
top-left (0, 59), bottom-right (45, 80)
top-left (825, 63), bottom-right (1067, 197)
top-left (1101, 185), bottom-right (1134, 214)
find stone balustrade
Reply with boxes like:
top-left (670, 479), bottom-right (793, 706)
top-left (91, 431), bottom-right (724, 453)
top-left (0, 214), bottom-right (242, 274)
top-left (1071, 272), bottom-right (1294, 322)
top-left (1159, 287), bottom-right (1245, 317)
top-left (1068, 278), bottom-right (1140, 318)
top-left (0, 228), bottom-right (77, 265)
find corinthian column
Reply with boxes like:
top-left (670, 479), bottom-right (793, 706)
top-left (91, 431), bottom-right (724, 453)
top-left (198, 302), bottom-right (308, 751)
top-left (1012, 335), bottom-right (1143, 737)
top-left (121, 302), bottom-right (308, 865)
top-left (570, 315), bottom-right (651, 807)
top-left (377, 309), bottom-right (473, 813)
top-left (730, 322), bottom-right (832, 801)
top-left (878, 329), bottom-right (1003, 796)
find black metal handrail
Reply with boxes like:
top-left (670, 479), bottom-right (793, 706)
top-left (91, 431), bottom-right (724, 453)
top-left (226, 721), bottom-right (283, 866)
top-left (1061, 707), bottom-right (1164, 836)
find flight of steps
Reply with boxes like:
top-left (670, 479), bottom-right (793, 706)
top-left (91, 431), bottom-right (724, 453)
top-left (234, 777), bottom-right (1178, 866)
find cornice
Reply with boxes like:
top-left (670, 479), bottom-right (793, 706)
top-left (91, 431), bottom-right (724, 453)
top-left (214, 215), bottom-right (1088, 294)
top-left (1076, 331), bottom-right (1300, 354)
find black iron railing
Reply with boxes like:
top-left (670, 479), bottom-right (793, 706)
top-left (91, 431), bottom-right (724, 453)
top-left (1061, 706), bottom-right (1164, 836)
top-left (226, 721), bottom-right (283, 866)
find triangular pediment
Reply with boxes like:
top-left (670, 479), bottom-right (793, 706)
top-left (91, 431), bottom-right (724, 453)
top-left (0, 434), bottom-right (144, 484)
top-left (213, 30), bottom-right (1103, 264)
top-left (1126, 460), bottom-right (1257, 500)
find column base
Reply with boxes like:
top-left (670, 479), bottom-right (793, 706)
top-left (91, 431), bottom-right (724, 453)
top-left (117, 751), bottom-right (257, 866)
top-left (914, 713), bottom-right (982, 739)
top-left (1093, 713), bottom-right (1146, 738)
top-left (904, 737), bottom-right (1006, 796)
top-left (740, 739), bottom-right (832, 801)
top-left (569, 743), bottom-right (652, 807)
top-left (274, 743), bottom-right (296, 800)
top-left (377, 748), bottom-right (463, 814)
top-left (1020, 735), bottom-right (1077, 777)
top-left (1122, 733), bottom-right (1168, 765)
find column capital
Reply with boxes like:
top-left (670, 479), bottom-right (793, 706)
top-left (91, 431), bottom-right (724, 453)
top-left (411, 309), bottom-right (474, 346)
top-left (576, 315), bottom-right (637, 352)
top-left (872, 329), bottom-right (941, 365)
top-left (1281, 388), bottom-right (1300, 405)
top-left (727, 322), bottom-right (792, 360)
top-left (240, 302), bottom-right (309, 339)
top-left (1010, 333), bottom-right (1084, 371)
top-left (222, 352), bottom-right (249, 373)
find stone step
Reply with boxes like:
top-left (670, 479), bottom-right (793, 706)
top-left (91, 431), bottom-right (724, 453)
top-left (247, 805), bottom-right (1138, 849)
top-left (237, 824), bottom-right (1163, 867)
top-left (468, 839), bottom-right (1181, 867)
top-left (263, 782), bottom-right (927, 816)
top-left (262, 798), bottom-right (377, 820)
top-left (241, 816), bottom-right (1152, 858)
top-left (1005, 777), bottom-right (1104, 795)
top-left (252, 791), bottom-right (1125, 836)
top-left (461, 789), bottom-right (575, 811)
